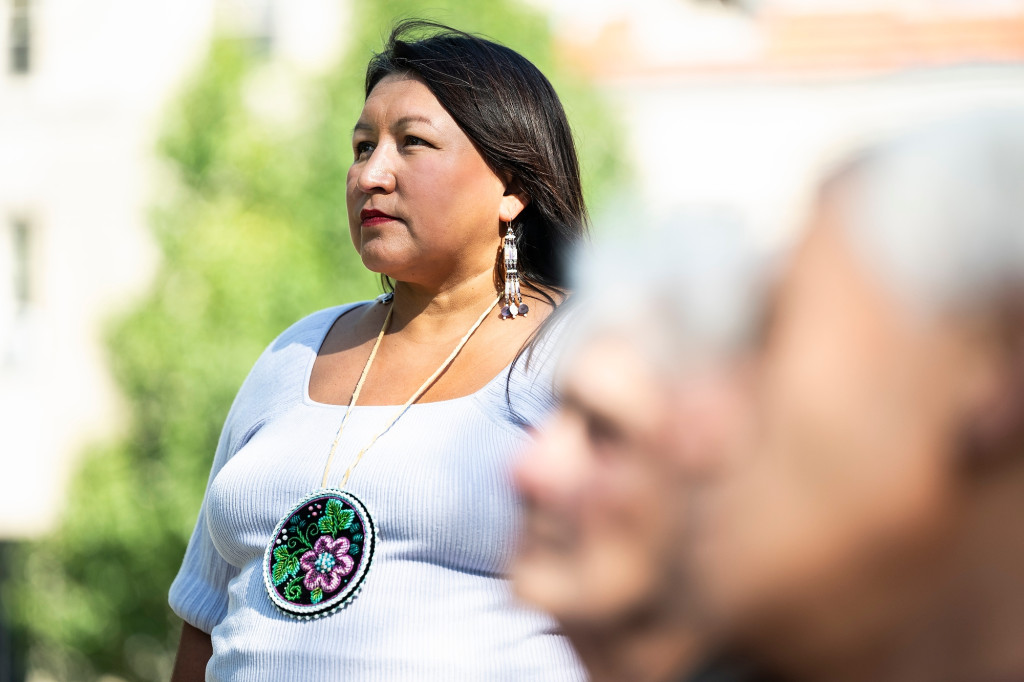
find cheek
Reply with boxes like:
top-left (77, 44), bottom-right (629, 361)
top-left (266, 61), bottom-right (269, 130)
top-left (730, 356), bottom-right (956, 624)
top-left (573, 458), bottom-right (680, 605)
top-left (589, 458), bottom-right (675, 538)
top-left (411, 155), bottom-right (504, 227)
top-left (345, 164), bottom-right (360, 206)
top-left (345, 166), bottom-right (362, 242)
top-left (770, 341), bottom-right (950, 543)
top-left (762, 284), bottom-right (911, 530)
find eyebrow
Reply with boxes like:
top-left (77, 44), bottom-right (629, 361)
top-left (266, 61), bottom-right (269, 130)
top-left (352, 115), bottom-right (440, 134)
top-left (561, 389), bottom-right (616, 426)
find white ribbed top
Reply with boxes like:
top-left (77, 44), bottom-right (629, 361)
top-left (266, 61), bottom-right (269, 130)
top-left (168, 302), bottom-right (584, 681)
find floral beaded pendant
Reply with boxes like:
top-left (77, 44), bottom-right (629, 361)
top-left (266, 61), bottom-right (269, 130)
top-left (262, 489), bottom-right (375, 619)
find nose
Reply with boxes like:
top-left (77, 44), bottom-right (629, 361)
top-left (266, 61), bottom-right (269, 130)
top-left (356, 145), bottom-right (396, 194)
top-left (514, 412), bottom-right (588, 505)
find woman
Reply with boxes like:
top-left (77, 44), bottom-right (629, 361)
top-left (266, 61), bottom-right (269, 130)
top-left (169, 20), bottom-right (589, 682)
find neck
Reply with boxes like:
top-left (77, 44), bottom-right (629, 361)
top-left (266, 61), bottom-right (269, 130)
top-left (388, 268), bottom-right (498, 339)
top-left (563, 610), bottom-right (702, 682)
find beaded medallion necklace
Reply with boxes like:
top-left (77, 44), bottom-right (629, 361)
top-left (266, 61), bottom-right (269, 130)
top-left (262, 293), bottom-right (499, 619)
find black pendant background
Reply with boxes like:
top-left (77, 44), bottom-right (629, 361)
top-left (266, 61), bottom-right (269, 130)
top-left (263, 489), bottom-right (375, 618)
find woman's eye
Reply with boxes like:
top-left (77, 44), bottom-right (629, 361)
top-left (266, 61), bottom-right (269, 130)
top-left (404, 135), bottom-right (429, 148)
top-left (354, 141), bottom-right (375, 158)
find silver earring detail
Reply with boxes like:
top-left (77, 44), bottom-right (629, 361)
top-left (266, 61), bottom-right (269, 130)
top-left (501, 222), bottom-right (528, 319)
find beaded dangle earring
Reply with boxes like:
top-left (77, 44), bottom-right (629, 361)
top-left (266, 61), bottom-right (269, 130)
top-left (500, 222), bottom-right (528, 319)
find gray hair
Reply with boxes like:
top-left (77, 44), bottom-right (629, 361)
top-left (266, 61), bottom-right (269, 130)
top-left (562, 211), bottom-right (768, 379)
top-left (837, 107), bottom-right (1024, 318)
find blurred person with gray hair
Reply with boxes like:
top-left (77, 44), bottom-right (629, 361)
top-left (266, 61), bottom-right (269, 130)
top-left (689, 107), bottom-right (1024, 682)
top-left (511, 217), bottom-right (768, 682)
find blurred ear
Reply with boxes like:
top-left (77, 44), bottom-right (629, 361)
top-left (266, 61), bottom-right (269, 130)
top-left (957, 306), bottom-right (1024, 471)
top-left (499, 177), bottom-right (530, 223)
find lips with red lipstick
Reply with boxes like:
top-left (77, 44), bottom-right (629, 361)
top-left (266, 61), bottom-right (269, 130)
top-left (360, 208), bottom-right (399, 227)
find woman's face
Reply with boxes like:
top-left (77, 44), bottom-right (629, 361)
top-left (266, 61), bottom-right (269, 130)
top-left (347, 73), bottom-right (512, 287)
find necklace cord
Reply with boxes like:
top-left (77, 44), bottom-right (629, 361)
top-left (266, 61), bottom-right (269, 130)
top-left (320, 297), bottom-right (501, 489)
top-left (320, 304), bottom-right (394, 488)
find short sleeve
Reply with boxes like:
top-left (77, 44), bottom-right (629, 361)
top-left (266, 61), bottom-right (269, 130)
top-left (167, 302), bottom-right (359, 632)
top-left (167, 407), bottom-right (245, 633)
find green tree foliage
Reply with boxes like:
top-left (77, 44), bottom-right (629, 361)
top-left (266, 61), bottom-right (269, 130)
top-left (4, 1), bottom-right (623, 680)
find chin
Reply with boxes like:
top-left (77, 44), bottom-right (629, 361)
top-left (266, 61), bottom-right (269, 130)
top-left (357, 249), bottom-right (406, 280)
top-left (515, 565), bottom-right (636, 627)
top-left (512, 557), bottom-right (578, 617)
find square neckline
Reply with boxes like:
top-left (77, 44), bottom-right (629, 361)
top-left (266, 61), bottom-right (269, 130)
top-left (300, 301), bottom-right (515, 410)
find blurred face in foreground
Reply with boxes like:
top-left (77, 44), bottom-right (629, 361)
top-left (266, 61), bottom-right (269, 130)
top-left (514, 327), bottom-right (749, 637)
top-left (692, 191), bottom-right (999, 673)
top-left (513, 334), bottom-right (689, 625)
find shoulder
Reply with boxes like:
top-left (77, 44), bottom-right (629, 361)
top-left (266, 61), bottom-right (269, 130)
top-left (267, 302), bottom-right (369, 355)
top-left (249, 302), bottom-right (365, 387)
top-left (222, 301), bottom-right (371, 449)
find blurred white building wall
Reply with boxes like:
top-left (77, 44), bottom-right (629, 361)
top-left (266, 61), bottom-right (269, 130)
top-left (544, 0), bottom-right (1024, 251)
top-left (603, 66), bottom-right (1024, 252)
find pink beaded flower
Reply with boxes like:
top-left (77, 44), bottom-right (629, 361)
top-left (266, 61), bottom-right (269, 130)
top-left (300, 536), bottom-right (355, 594)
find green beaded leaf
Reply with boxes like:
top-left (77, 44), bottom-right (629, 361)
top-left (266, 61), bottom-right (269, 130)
top-left (273, 559), bottom-right (298, 586)
top-left (318, 500), bottom-right (355, 536)
top-left (348, 544), bottom-right (360, 555)
top-left (271, 546), bottom-right (300, 586)
top-left (310, 587), bottom-right (324, 605)
top-left (272, 561), bottom-right (289, 586)
top-left (272, 561), bottom-right (288, 585)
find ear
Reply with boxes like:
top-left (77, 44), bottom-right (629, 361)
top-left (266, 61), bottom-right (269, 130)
top-left (498, 177), bottom-right (530, 223)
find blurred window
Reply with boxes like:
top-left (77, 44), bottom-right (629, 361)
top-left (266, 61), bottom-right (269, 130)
top-left (219, 0), bottom-right (274, 56)
top-left (1, 216), bottom-right (38, 369)
top-left (9, 0), bottom-right (31, 75)
top-left (11, 217), bottom-right (32, 312)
